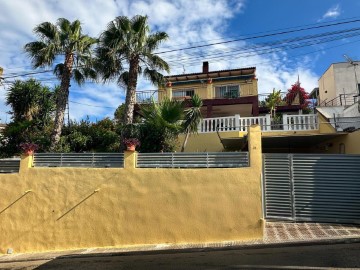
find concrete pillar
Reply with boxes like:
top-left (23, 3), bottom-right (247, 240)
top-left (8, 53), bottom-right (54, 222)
top-left (206, 78), bottom-right (213, 99)
top-left (124, 151), bottom-right (137, 169)
top-left (248, 125), bottom-right (262, 171)
top-left (19, 155), bottom-right (33, 174)
top-left (165, 82), bottom-right (172, 100)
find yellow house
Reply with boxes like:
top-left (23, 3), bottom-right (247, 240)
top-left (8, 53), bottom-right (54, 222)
top-left (161, 62), bottom-right (259, 118)
top-left (136, 62), bottom-right (360, 154)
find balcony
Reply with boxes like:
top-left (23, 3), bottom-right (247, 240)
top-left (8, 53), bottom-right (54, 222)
top-left (319, 93), bottom-right (359, 107)
top-left (198, 114), bottom-right (319, 133)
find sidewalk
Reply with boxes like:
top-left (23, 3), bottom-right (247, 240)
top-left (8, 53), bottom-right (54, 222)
top-left (0, 222), bottom-right (359, 263)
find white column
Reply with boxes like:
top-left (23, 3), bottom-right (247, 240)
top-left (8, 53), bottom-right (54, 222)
top-left (235, 114), bottom-right (240, 131)
top-left (282, 114), bottom-right (288, 131)
top-left (265, 114), bottom-right (271, 131)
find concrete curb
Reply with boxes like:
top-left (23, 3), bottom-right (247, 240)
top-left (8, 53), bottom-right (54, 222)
top-left (1, 237), bottom-right (360, 264)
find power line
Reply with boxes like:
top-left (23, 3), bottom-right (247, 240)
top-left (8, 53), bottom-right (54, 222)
top-left (165, 28), bottom-right (360, 65)
top-left (155, 18), bottom-right (360, 55)
top-left (69, 100), bottom-right (117, 109)
top-left (159, 16), bottom-right (360, 50)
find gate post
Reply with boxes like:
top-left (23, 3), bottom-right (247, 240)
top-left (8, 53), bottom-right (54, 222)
top-left (248, 125), bottom-right (262, 171)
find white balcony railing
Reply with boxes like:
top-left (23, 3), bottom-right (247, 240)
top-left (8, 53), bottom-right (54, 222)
top-left (198, 114), bottom-right (318, 133)
top-left (282, 114), bottom-right (318, 131)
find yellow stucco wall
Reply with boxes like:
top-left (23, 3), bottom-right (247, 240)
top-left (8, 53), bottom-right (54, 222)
top-left (318, 114), bottom-right (336, 134)
top-left (178, 131), bottom-right (247, 152)
top-left (166, 79), bottom-right (257, 100)
top-left (318, 64), bottom-right (336, 103)
top-left (0, 126), bottom-right (263, 254)
top-left (311, 130), bottom-right (360, 154)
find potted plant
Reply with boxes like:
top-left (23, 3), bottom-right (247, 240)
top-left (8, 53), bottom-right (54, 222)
top-left (19, 142), bottom-right (39, 156)
top-left (123, 138), bottom-right (140, 151)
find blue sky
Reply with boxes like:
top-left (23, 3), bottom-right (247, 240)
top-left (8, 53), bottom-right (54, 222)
top-left (0, 0), bottom-right (360, 122)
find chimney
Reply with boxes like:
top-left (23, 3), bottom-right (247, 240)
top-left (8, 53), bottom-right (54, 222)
top-left (202, 61), bottom-right (209, 73)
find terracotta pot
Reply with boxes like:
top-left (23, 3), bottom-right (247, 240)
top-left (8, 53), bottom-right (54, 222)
top-left (126, 145), bottom-right (136, 151)
top-left (25, 150), bottom-right (34, 156)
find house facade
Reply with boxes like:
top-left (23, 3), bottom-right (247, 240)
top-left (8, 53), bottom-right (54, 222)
top-left (318, 62), bottom-right (360, 106)
top-left (162, 62), bottom-right (259, 118)
top-left (135, 62), bottom-right (360, 154)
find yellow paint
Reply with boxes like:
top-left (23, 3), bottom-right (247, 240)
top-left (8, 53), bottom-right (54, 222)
top-left (0, 127), bottom-right (263, 254)
top-left (311, 130), bottom-right (360, 154)
top-left (124, 150), bottom-right (137, 169)
top-left (206, 82), bottom-right (213, 99)
top-left (161, 78), bottom-right (258, 100)
top-left (179, 128), bottom-right (324, 152)
top-left (19, 155), bottom-right (33, 173)
top-left (165, 86), bottom-right (172, 100)
top-left (318, 64), bottom-right (336, 103)
top-left (178, 131), bottom-right (247, 152)
top-left (318, 114), bottom-right (336, 134)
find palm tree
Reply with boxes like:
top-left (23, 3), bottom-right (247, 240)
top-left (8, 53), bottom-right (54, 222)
top-left (139, 98), bottom-right (184, 152)
top-left (265, 89), bottom-right (283, 118)
top-left (96, 15), bottom-right (170, 125)
top-left (24, 18), bottom-right (97, 150)
top-left (6, 79), bottom-right (54, 122)
top-left (181, 94), bottom-right (203, 152)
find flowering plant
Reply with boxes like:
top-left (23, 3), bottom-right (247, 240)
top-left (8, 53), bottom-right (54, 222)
top-left (19, 142), bottom-right (39, 152)
top-left (123, 138), bottom-right (140, 147)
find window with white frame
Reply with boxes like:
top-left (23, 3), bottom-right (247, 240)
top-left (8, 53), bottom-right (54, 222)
top-left (172, 88), bottom-right (195, 98)
top-left (215, 85), bottom-right (240, 98)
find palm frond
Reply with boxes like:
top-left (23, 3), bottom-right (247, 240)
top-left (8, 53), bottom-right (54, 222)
top-left (72, 68), bottom-right (86, 85)
top-left (143, 68), bottom-right (166, 86)
top-left (183, 94), bottom-right (203, 133)
top-left (145, 32), bottom-right (168, 52)
top-left (54, 63), bottom-right (64, 80)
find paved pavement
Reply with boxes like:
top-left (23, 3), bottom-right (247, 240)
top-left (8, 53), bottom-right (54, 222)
top-left (0, 222), bottom-right (359, 267)
top-left (264, 222), bottom-right (360, 243)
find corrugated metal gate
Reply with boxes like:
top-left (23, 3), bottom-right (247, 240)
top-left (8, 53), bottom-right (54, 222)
top-left (263, 153), bottom-right (360, 224)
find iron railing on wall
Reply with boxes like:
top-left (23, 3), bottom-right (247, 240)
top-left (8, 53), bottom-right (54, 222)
top-left (33, 153), bottom-right (124, 168)
top-left (0, 158), bottom-right (21, 173)
top-left (137, 152), bottom-right (249, 168)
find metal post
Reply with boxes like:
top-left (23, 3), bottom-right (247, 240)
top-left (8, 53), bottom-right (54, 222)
top-left (289, 154), bottom-right (295, 221)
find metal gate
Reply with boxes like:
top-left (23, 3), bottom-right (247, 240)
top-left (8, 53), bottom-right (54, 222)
top-left (263, 153), bottom-right (360, 224)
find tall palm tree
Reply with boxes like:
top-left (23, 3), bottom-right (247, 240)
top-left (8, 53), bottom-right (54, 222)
top-left (96, 15), bottom-right (170, 125)
top-left (181, 94), bottom-right (203, 152)
top-left (24, 18), bottom-right (97, 150)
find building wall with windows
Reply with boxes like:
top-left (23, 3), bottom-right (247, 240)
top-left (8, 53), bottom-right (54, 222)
top-left (161, 79), bottom-right (257, 101)
top-left (319, 62), bottom-right (360, 104)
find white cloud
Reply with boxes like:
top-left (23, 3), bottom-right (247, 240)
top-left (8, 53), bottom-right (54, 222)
top-left (319, 4), bottom-right (341, 21)
top-left (0, 0), bottom-right (319, 123)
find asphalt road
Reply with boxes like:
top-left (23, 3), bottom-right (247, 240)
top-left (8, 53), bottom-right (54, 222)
top-left (1, 243), bottom-right (359, 270)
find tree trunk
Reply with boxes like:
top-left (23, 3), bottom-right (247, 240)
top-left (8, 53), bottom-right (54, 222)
top-left (123, 57), bottom-right (139, 125)
top-left (120, 57), bottom-right (139, 151)
top-left (181, 131), bottom-right (190, 152)
top-left (50, 53), bottom-right (73, 151)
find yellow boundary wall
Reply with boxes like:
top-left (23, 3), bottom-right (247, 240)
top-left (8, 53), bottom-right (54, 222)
top-left (0, 126), bottom-right (263, 254)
